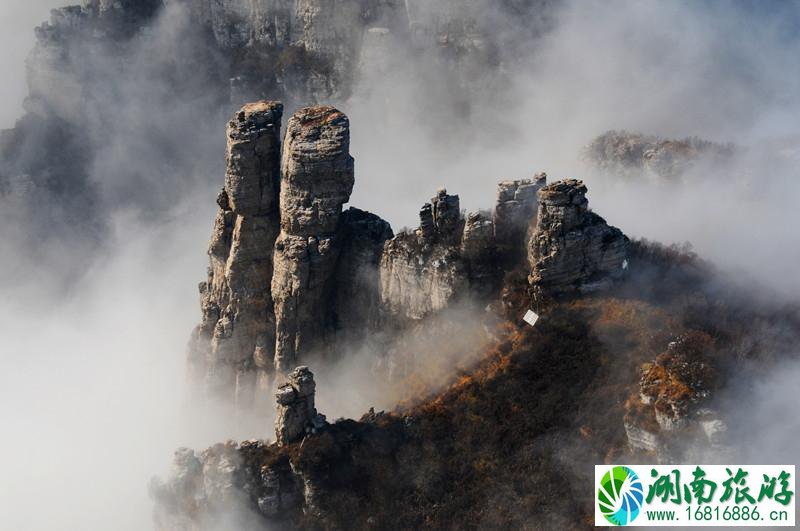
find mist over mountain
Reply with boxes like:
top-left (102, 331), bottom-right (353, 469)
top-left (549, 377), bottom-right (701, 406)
top-left (1, 1), bottom-right (799, 530)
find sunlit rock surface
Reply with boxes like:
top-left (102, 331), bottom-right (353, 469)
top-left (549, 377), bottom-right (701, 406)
top-left (272, 105), bottom-right (355, 372)
top-left (275, 366), bottom-right (326, 446)
top-left (528, 179), bottom-right (629, 304)
top-left (191, 101), bottom-right (283, 408)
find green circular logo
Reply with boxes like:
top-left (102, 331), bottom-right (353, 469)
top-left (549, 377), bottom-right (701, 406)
top-left (597, 466), bottom-right (644, 526)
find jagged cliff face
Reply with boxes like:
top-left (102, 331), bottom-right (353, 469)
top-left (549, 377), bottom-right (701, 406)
top-left (272, 106), bottom-right (355, 371)
top-left (189, 102), bottom-right (553, 406)
top-left (528, 179), bottom-right (629, 305)
top-left (190, 102), bottom-right (283, 408)
top-left (156, 215), bottom-right (800, 530)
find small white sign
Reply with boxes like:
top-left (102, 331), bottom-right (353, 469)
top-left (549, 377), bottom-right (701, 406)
top-left (523, 309), bottom-right (539, 327)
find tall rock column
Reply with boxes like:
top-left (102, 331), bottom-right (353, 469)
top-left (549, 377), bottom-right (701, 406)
top-left (190, 101), bottom-right (283, 408)
top-left (272, 106), bottom-right (355, 372)
top-left (528, 179), bottom-right (629, 304)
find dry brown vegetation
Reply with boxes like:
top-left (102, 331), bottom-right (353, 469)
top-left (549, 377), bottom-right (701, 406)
top-left (262, 241), bottom-right (800, 530)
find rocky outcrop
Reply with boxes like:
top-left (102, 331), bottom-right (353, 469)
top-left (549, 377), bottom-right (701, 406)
top-left (528, 179), bottom-right (629, 303)
top-left (272, 106), bottom-right (355, 372)
top-left (275, 366), bottom-right (326, 446)
top-left (191, 103), bottom-right (381, 403)
top-left (639, 332), bottom-right (717, 431)
top-left (380, 232), bottom-right (468, 321)
top-left (380, 176), bottom-right (550, 320)
top-left (624, 331), bottom-right (727, 462)
top-left (151, 440), bottom-right (306, 529)
top-left (151, 367), bottom-right (334, 529)
top-left (332, 207), bottom-right (394, 347)
top-left (493, 174), bottom-right (546, 262)
top-left (460, 210), bottom-right (497, 296)
top-left (585, 130), bottom-right (735, 181)
top-left (190, 101), bottom-right (283, 407)
top-left (187, 101), bottom-right (556, 405)
top-left (380, 189), bottom-right (468, 321)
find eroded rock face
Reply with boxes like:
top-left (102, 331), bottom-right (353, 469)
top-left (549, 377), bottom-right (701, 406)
top-left (380, 233), bottom-right (468, 320)
top-left (151, 440), bottom-right (305, 530)
top-left (528, 179), bottom-right (629, 303)
top-left (275, 366), bottom-right (327, 446)
top-left (460, 211), bottom-right (497, 295)
top-left (380, 189), bottom-right (468, 321)
top-left (190, 101), bottom-right (283, 407)
top-left (272, 106), bottom-right (355, 372)
top-left (493, 174), bottom-right (546, 263)
top-left (333, 207), bottom-right (394, 347)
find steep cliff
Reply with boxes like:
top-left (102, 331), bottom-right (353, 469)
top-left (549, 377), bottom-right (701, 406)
top-left (189, 102), bottom-right (550, 405)
top-left (190, 101), bottom-right (283, 408)
top-left (157, 229), bottom-right (800, 530)
top-left (272, 105), bottom-right (355, 371)
top-left (528, 179), bottom-right (629, 305)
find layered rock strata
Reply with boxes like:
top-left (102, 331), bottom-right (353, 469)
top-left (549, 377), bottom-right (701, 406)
top-left (190, 101), bottom-right (284, 407)
top-left (272, 106), bottom-right (355, 371)
top-left (528, 179), bottom-right (629, 303)
top-left (189, 102), bottom-right (554, 403)
top-left (191, 103), bottom-right (367, 404)
top-left (380, 189), bottom-right (468, 321)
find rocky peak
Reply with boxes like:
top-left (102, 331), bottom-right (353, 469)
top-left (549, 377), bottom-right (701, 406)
top-left (419, 188), bottom-right (462, 242)
top-left (275, 366), bottom-right (327, 446)
top-left (272, 105), bottom-right (355, 372)
top-left (189, 102), bottom-right (556, 407)
top-left (279, 105), bottom-right (354, 235)
top-left (528, 179), bottom-right (629, 303)
top-left (190, 100), bottom-right (283, 408)
top-left (191, 102), bottom-right (394, 405)
top-left (225, 101), bottom-right (284, 215)
top-left (585, 130), bottom-right (735, 181)
top-left (493, 173), bottom-right (546, 263)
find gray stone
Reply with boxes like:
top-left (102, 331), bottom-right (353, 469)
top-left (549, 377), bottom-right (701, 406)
top-left (528, 179), bottom-right (629, 302)
top-left (272, 106), bottom-right (354, 372)
top-left (275, 366), bottom-right (327, 446)
top-left (190, 101), bottom-right (283, 407)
